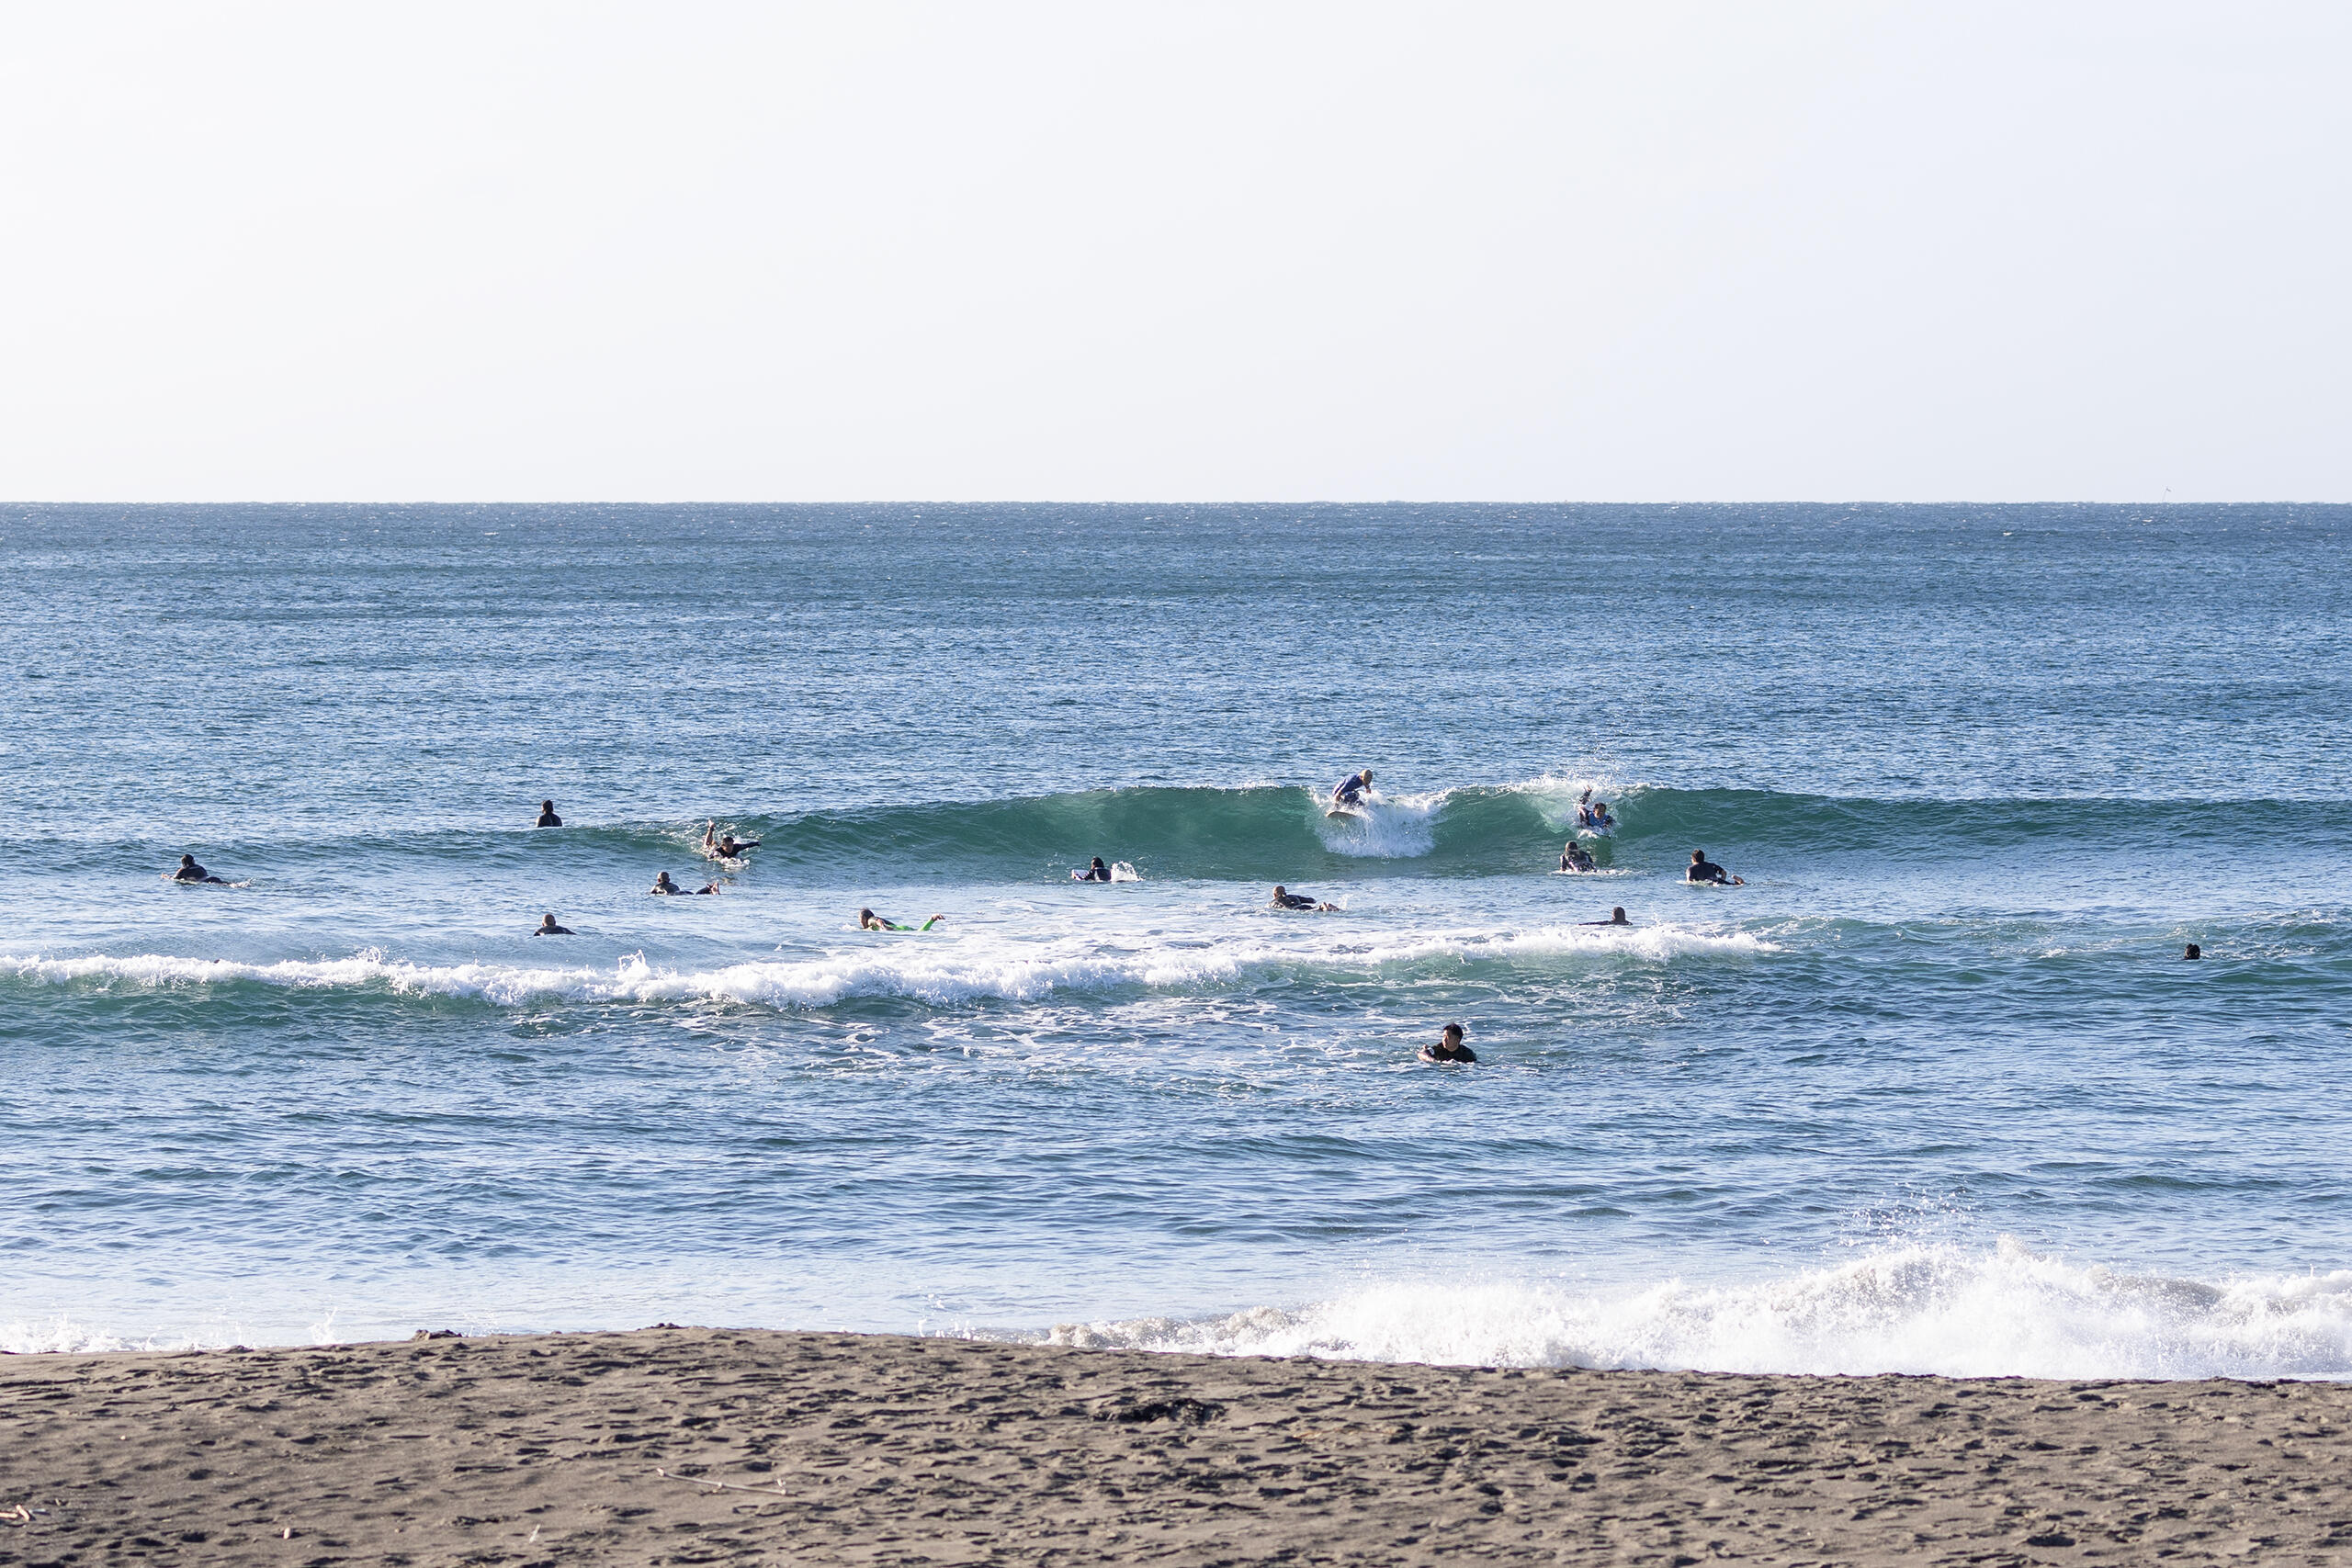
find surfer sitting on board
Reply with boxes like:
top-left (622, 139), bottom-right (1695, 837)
top-left (1072, 857), bottom-right (1114, 882)
top-left (535, 799), bottom-right (563, 828)
top-left (651, 872), bottom-right (719, 895)
top-left (1560, 840), bottom-right (1597, 873)
top-left (171, 853), bottom-right (227, 885)
top-left (1686, 850), bottom-right (1744, 886)
top-left (1419, 1022), bottom-right (1477, 1065)
top-left (1271, 885), bottom-right (1339, 912)
top-left (704, 821), bottom-right (759, 860)
top-left (1330, 770), bottom-right (1372, 808)
top-left (860, 908), bottom-right (944, 931)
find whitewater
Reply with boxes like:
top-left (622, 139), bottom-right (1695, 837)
top-left (2, 502), bottom-right (2346, 1381)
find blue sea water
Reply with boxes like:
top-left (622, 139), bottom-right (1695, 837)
top-left (3, 502), bottom-right (2348, 1379)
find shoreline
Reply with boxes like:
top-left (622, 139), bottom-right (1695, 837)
top-left (4, 1328), bottom-right (2347, 1563)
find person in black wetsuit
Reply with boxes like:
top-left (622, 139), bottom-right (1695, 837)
top-left (534, 913), bottom-right (575, 935)
top-left (1419, 1022), bottom-right (1477, 1064)
top-left (536, 800), bottom-right (563, 828)
top-left (1073, 857), bottom-right (1114, 882)
top-left (1687, 850), bottom-right (1744, 886)
top-left (1271, 885), bottom-right (1337, 911)
top-left (860, 908), bottom-right (944, 931)
top-left (171, 853), bottom-right (227, 885)
top-left (652, 872), bottom-right (718, 896)
top-left (1331, 770), bottom-right (1372, 807)
top-left (1560, 840), bottom-right (1597, 873)
top-left (1580, 907), bottom-right (1631, 926)
top-left (704, 821), bottom-right (760, 860)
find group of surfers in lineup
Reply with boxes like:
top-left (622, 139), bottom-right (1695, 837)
top-left (164, 775), bottom-right (1726, 1063)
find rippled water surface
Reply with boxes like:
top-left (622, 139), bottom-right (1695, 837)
top-left (4, 502), bottom-right (2348, 1377)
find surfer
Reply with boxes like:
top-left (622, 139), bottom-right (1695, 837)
top-left (2183, 943), bottom-right (2202, 961)
top-left (860, 908), bottom-right (944, 931)
top-left (1560, 840), bottom-right (1597, 873)
top-left (1419, 1022), bottom-right (1477, 1065)
top-left (1580, 907), bottom-right (1631, 926)
top-left (703, 821), bottom-right (759, 860)
top-left (1270, 885), bottom-right (1339, 912)
top-left (651, 872), bottom-right (719, 896)
top-left (535, 800), bottom-right (563, 828)
top-left (1072, 857), bottom-right (1114, 882)
top-left (534, 913), bottom-right (575, 936)
top-left (170, 853), bottom-right (227, 885)
top-left (1330, 770), bottom-right (1372, 808)
top-left (1686, 850), bottom-right (1744, 886)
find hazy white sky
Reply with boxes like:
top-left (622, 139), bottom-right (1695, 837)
top-left (2, 2), bottom-right (2346, 502)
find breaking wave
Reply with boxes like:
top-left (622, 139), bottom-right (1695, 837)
top-left (1040, 1238), bottom-right (2352, 1382)
top-left (0, 920), bottom-right (1772, 1011)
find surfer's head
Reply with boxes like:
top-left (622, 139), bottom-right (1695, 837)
top-left (178, 853), bottom-right (196, 868)
top-left (1091, 857), bottom-right (1106, 870)
top-left (1611, 907), bottom-right (1628, 924)
top-left (654, 873), bottom-right (675, 889)
top-left (539, 913), bottom-right (560, 931)
top-left (2183, 943), bottom-right (2202, 960)
top-left (1691, 850), bottom-right (1706, 863)
top-left (541, 799), bottom-right (554, 812)
top-left (1272, 886), bottom-right (1287, 898)
top-left (1440, 1023), bottom-right (1464, 1050)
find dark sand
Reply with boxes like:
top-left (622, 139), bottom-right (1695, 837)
top-left (3, 1328), bottom-right (2348, 1564)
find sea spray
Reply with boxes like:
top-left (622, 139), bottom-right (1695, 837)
top-left (1040, 1240), bottom-right (2352, 1382)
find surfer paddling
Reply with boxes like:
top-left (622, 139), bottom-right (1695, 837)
top-left (534, 913), bottom-right (575, 935)
top-left (170, 853), bottom-right (228, 885)
top-left (1270, 885), bottom-right (1340, 912)
top-left (1580, 907), bottom-right (1632, 926)
top-left (651, 872), bottom-right (720, 896)
top-left (1419, 1022), bottom-right (1477, 1065)
top-left (1560, 840), bottom-right (1597, 873)
top-left (703, 821), bottom-right (760, 861)
top-left (1574, 790), bottom-right (1616, 832)
top-left (1072, 857), bottom-right (1114, 882)
top-left (860, 908), bottom-right (944, 931)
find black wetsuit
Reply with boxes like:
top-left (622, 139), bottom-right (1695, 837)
top-left (537, 809), bottom-right (562, 828)
top-left (1421, 1043), bottom-right (1477, 1064)
top-left (173, 863), bottom-right (225, 885)
top-left (1273, 892), bottom-right (1321, 910)
top-left (1076, 863), bottom-right (1113, 882)
top-left (534, 923), bottom-right (575, 936)
top-left (1688, 859), bottom-right (1732, 885)
top-left (1561, 846), bottom-right (1595, 872)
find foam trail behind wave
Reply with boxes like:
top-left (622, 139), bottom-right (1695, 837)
top-left (1, 922), bottom-right (1771, 1010)
top-left (1041, 1239), bottom-right (2352, 1382)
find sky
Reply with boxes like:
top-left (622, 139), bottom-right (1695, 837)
top-left (1, 2), bottom-right (2346, 502)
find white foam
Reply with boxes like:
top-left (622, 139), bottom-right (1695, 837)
top-left (1041, 1238), bottom-right (2352, 1382)
top-left (0, 921), bottom-right (1769, 1010)
top-left (1314, 791), bottom-right (1444, 858)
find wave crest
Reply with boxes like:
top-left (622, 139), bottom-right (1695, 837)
top-left (0, 921), bottom-right (1769, 1011)
top-left (1041, 1239), bottom-right (2352, 1382)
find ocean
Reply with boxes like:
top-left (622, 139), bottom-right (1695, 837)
top-left (4, 502), bottom-right (2347, 1381)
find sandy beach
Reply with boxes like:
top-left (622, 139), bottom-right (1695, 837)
top-left (2, 1329), bottom-right (2346, 1564)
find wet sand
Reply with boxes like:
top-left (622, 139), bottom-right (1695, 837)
top-left (3, 1328), bottom-right (2347, 1564)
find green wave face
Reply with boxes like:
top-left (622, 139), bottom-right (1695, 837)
top-left (690, 784), bottom-right (2352, 884)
